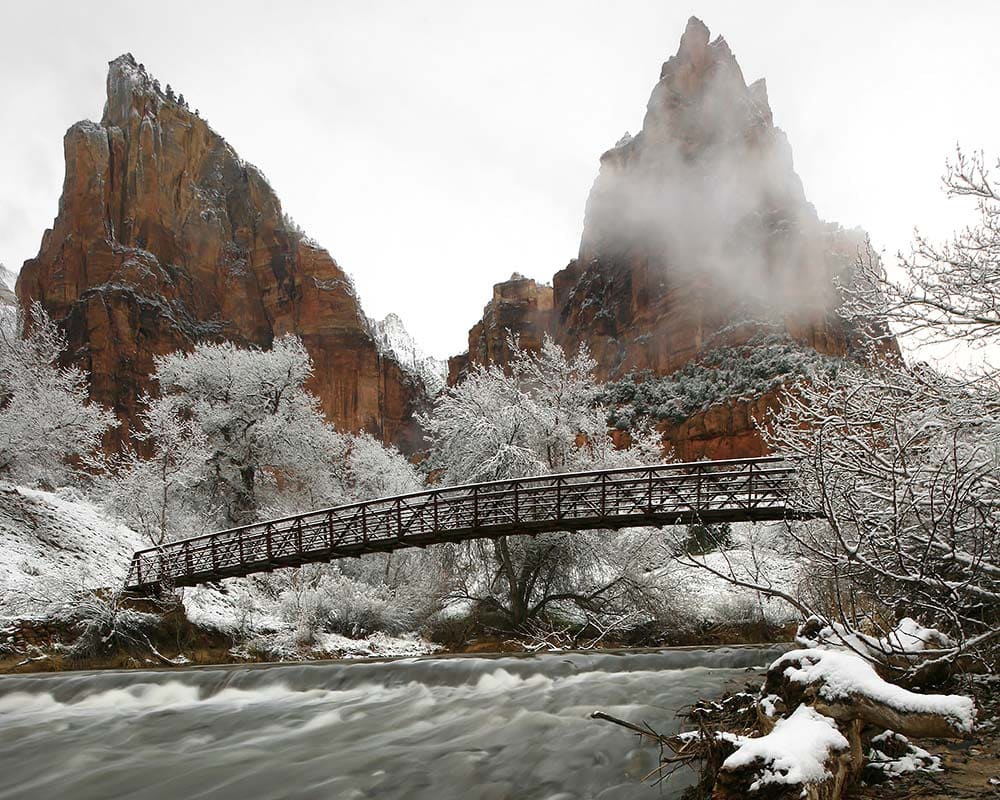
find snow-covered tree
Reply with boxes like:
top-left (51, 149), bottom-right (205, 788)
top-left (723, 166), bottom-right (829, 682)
top-left (0, 303), bottom-right (113, 485)
top-left (332, 431), bottom-right (422, 501)
top-left (422, 335), bottom-right (667, 629)
top-left (102, 335), bottom-right (443, 643)
top-left (92, 393), bottom-right (212, 546)
top-left (152, 335), bottom-right (343, 525)
top-left (847, 147), bottom-right (1000, 354)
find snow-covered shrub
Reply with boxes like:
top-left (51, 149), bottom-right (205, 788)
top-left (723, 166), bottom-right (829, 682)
top-left (676, 523), bottom-right (733, 557)
top-left (600, 330), bottom-right (841, 429)
top-left (421, 335), bottom-right (671, 629)
top-left (47, 588), bottom-right (160, 660)
top-left (0, 303), bottom-right (113, 485)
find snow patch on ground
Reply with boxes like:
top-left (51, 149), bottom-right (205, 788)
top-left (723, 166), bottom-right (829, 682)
top-left (312, 631), bottom-right (440, 659)
top-left (0, 483), bottom-right (141, 618)
top-left (867, 730), bottom-right (942, 776)
top-left (183, 580), bottom-right (440, 662)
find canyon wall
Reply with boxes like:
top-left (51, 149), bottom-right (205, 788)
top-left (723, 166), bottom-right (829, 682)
top-left (452, 18), bottom-right (864, 459)
top-left (17, 55), bottom-right (424, 453)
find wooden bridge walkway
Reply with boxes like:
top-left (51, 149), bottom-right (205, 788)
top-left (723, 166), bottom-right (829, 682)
top-left (125, 456), bottom-right (813, 592)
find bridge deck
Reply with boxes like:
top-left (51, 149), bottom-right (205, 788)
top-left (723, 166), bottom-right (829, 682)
top-left (125, 456), bottom-right (814, 592)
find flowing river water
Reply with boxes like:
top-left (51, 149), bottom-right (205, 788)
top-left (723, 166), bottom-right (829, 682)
top-left (0, 646), bottom-right (785, 799)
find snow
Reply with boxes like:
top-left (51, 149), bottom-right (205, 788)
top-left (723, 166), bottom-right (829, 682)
top-left (722, 704), bottom-right (849, 791)
top-left (0, 264), bottom-right (15, 305)
top-left (183, 582), bottom-right (440, 662)
top-left (663, 522), bottom-right (802, 624)
top-left (797, 616), bottom-right (954, 660)
top-left (372, 312), bottom-right (447, 394)
top-left (775, 648), bottom-right (978, 733)
top-left (0, 483), bottom-right (141, 618)
top-left (867, 730), bottom-right (942, 776)
top-left (311, 631), bottom-right (440, 660)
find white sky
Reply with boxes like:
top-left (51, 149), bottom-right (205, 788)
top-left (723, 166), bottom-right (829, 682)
top-left (1, 1), bottom-right (998, 359)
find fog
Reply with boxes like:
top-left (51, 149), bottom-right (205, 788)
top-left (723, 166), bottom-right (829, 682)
top-left (1, 2), bottom-right (998, 357)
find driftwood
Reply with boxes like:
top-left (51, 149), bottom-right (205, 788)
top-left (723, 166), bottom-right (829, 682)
top-left (596, 647), bottom-right (976, 800)
top-left (760, 651), bottom-right (974, 740)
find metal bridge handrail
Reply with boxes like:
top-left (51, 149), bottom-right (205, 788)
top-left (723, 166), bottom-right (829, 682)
top-left (130, 456), bottom-right (789, 557)
top-left (126, 456), bottom-right (808, 590)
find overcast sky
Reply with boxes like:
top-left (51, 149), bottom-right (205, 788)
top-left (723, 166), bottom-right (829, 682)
top-left (1, 1), bottom-right (998, 358)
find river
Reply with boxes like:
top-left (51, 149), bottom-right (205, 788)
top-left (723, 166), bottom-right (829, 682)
top-left (0, 646), bottom-right (784, 799)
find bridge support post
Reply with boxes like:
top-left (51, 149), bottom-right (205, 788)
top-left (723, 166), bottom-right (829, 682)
top-left (696, 464), bottom-right (702, 514)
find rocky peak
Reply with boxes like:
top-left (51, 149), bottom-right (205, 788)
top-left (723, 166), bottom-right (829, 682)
top-left (18, 55), bottom-right (425, 453)
top-left (0, 264), bottom-right (16, 307)
top-left (373, 313), bottom-right (447, 396)
top-left (563, 17), bottom-right (856, 376)
top-left (453, 18), bottom-right (867, 459)
top-left (448, 274), bottom-right (554, 384)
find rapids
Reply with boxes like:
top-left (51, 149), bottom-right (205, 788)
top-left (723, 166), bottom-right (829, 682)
top-left (0, 646), bottom-right (785, 799)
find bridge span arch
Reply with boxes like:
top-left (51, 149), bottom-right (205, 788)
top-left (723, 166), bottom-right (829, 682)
top-left (125, 456), bottom-right (816, 593)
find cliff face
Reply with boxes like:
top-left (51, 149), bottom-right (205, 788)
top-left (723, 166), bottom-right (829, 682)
top-left (17, 55), bottom-right (424, 453)
top-left (452, 18), bottom-right (862, 459)
top-left (447, 273), bottom-right (554, 384)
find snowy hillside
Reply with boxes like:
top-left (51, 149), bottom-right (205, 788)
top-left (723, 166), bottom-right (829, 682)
top-left (0, 264), bottom-right (15, 306)
top-left (0, 483), bottom-right (141, 618)
top-left (373, 313), bottom-right (447, 395)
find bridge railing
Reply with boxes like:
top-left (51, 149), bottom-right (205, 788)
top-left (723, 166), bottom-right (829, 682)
top-left (125, 456), bottom-right (801, 591)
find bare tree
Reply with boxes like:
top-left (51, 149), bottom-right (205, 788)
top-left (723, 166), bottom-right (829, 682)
top-left (684, 148), bottom-right (1000, 681)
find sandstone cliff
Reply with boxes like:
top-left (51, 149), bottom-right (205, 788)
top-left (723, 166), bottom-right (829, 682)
top-left (17, 55), bottom-right (424, 453)
top-left (447, 273), bottom-right (553, 384)
top-left (452, 18), bottom-right (865, 459)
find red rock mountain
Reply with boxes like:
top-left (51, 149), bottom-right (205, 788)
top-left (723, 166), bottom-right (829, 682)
top-left (18, 55), bottom-right (423, 452)
top-left (451, 18), bottom-right (864, 459)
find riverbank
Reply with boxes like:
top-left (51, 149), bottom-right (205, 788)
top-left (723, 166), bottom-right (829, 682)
top-left (0, 604), bottom-right (795, 675)
top-left (849, 676), bottom-right (1000, 800)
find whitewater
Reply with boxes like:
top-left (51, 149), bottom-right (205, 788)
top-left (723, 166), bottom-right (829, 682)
top-left (0, 646), bottom-right (785, 799)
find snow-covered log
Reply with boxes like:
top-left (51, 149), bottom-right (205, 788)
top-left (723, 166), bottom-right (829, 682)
top-left (713, 705), bottom-right (855, 800)
top-left (712, 646), bottom-right (975, 799)
top-left (760, 648), bottom-right (976, 740)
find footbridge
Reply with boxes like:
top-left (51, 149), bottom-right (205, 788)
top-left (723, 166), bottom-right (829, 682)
top-left (125, 456), bottom-right (814, 593)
